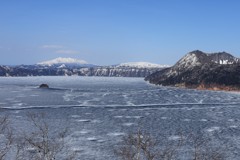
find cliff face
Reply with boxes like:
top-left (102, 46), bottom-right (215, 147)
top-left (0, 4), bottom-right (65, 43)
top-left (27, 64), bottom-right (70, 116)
top-left (0, 66), bottom-right (10, 76)
top-left (0, 65), bottom-right (163, 77)
top-left (77, 67), bottom-right (158, 77)
top-left (145, 50), bottom-right (240, 91)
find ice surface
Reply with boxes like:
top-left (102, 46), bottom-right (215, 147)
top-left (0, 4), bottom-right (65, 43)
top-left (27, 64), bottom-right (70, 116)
top-left (0, 77), bottom-right (240, 159)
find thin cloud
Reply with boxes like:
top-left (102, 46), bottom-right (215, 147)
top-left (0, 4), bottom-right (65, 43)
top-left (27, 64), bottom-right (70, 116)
top-left (55, 50), bottom-right (79, 54)
top-left (42, 45), bottom-right (63, 49)
top-left (41, 45), bottom-right (79, 54)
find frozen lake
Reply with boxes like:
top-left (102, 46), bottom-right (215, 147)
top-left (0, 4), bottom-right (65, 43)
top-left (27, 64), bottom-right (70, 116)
top-left (0, 76), bottom-right (240, 159)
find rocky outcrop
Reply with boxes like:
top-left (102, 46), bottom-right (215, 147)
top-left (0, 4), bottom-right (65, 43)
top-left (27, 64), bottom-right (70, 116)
top-left (145, 50), bottom-right (240, 91)
top-left (39, 84), bottom-right (49, 88)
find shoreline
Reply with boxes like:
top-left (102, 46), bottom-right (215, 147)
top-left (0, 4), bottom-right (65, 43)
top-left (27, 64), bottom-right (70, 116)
top-left (153, 82), bottom-right (240, 93)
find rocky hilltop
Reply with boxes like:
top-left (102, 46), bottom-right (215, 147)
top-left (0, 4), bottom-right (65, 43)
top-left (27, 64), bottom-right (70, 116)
top-left (0, 58), bottom-right (168, 77)
top-left (145, 50), bottom-right (240, 91)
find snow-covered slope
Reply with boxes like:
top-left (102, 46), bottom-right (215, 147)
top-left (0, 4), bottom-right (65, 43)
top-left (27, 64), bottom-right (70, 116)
top-left (117, 62), bottom-right (170, 68)
top-left (174, 50), bottom-right (240, 70)
top-left (37, 57), bottom-right (88, 66)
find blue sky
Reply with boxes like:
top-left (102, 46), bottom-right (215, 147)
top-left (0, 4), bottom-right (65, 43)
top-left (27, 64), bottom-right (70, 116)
top-left (0, 0), bottom-right (240, 65)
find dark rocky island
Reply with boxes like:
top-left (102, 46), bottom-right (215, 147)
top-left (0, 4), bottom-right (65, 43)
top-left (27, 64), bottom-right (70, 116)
top-left (145, 50), bottom-right (240, 91)
top-left (39, 84), bottom-right (49, 88)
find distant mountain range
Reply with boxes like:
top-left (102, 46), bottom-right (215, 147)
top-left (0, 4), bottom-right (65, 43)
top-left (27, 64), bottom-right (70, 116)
top-left (37, 57), bottom-right (92, 67)
top-left (0, 57), bottom-right (169, 77)
top-left (145, 50), bottom-right (240, 91)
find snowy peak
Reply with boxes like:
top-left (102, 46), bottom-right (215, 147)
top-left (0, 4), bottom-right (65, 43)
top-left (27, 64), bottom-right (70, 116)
top-left (117, 62), bottom-right (169, 68)
top-left (174, 50), bottom-right (240, 69)
top-left (37, 57), bottom-right (88, 66)
top-left (175, 51), bottom-right (202, 69)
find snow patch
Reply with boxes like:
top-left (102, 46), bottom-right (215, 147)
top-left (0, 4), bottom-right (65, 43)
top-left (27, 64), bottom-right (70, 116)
top-left (206, 126), bottom-right (220, 132)
top-left (200, 119), bottom-right (208, 122)
top-left (122, 123), bottom-right (135, 126)
top-left (114, 116), bottom-right (123, 118)
top-left (168, 135), bottom-right (181, 140)
top-left (71, 115), bottom-right (81, 118)
top-left (107, 132), bottom-right (125, 136)
top-left (176, 53), bottom-right (201, 69)
top-left (72, 130), bottom-right (91, 135)
top-left (86, 137), bottom-right (98, 141)
top-left (57, 64), bottom-right (66, 68)
top-left (229, 125), bottom-right (238, 128)
top-left (75, 119), bottom-right (91, 122)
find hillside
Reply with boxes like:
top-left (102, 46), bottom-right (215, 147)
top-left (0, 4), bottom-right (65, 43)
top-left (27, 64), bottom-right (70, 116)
top-left (145, 50), bottom-right (240, 91)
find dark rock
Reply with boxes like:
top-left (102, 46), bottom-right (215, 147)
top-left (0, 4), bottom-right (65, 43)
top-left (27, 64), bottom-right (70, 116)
top-left (39, 84), bottom-right (49, 88)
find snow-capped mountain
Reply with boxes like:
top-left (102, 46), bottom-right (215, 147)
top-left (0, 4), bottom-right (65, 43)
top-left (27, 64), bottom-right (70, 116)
top-left (0, 58), bottom-right (168, 77)
top-left (117, 62), bottom-right (170, 68)
top-left (37, 57), bottom-right (88, 66)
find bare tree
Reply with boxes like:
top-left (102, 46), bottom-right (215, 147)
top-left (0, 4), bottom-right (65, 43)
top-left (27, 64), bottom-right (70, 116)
top-left (15, 112), bottom-right (74, 160)
top-left (115, 128), bottom-right (225, 160)
top-left (115, 128), bottom-right (183, 160)
top-left (189, 134), bottom-right (225, 160)
top-left (0, 116), bottom-right (13, 160)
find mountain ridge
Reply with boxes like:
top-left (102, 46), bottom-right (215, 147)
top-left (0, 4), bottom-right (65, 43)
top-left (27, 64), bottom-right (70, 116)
top-left (0, 58), bottom-right (169, 77)
top-left (37, 57), bottom-right (169, 69)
